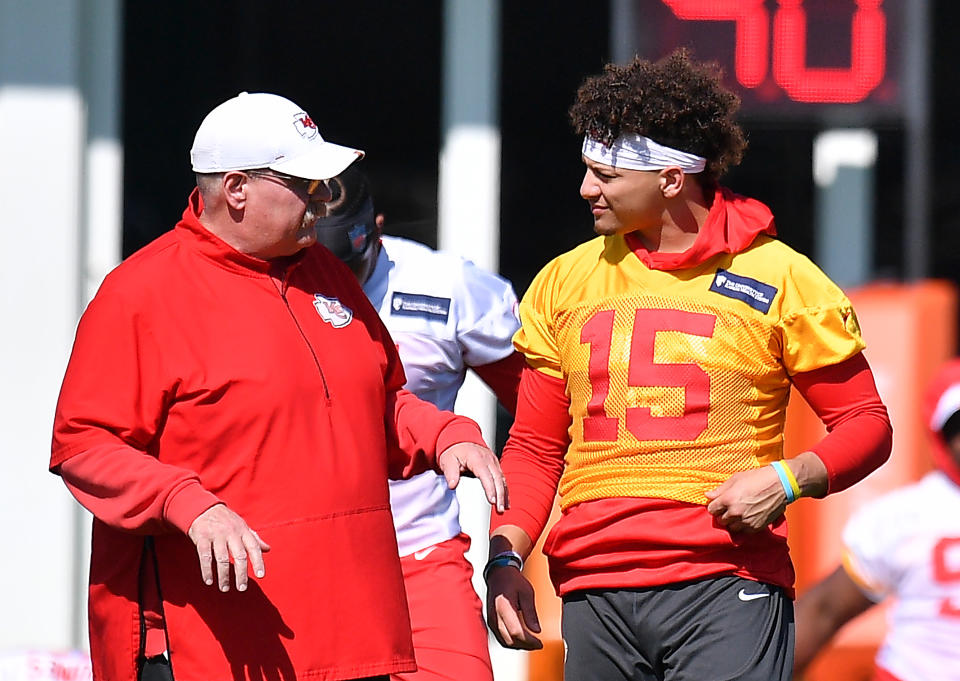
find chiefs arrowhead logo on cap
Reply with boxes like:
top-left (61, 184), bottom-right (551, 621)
top-left (293, 112), bottom-right (319, 140)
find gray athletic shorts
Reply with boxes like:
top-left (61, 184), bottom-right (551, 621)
top-left (561, 575), bottom-right (794, 681)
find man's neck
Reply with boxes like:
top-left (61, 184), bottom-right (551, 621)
top-left (633, 194), bottom-right (711, 253)
top-left (198, 210), bottom-right (267, 259)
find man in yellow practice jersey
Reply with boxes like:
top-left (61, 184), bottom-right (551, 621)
top-left (483, 50), bottom-right (893, 681)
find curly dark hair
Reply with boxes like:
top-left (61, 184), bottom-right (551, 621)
top-left (569, 49), bottom-right (747, 184)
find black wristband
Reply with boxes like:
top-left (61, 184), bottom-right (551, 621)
top-left (482, 550), bottom-right (523, 581)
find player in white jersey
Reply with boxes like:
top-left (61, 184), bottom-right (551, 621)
top-left (794, 358), bottom-right (960, 681)
top-left (314, 164), bottom-right (525, 681)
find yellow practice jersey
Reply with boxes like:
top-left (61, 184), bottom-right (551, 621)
top-left (515, 233), bottom-right (864, 509)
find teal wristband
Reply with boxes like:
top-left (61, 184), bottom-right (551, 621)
top-left (770, 461), bottom-right (797, 503)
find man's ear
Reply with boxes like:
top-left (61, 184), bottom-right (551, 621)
top-left (660, 166), bottom-right (684, 198)
top-left (375, 213), bottom-right (385, 237)
top-left (223, 171), bottom-right (248, 210)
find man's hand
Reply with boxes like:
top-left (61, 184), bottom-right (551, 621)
top-left (486, 565), bottom-right (543, 650)
top-left (437, 442), bottom-right (509, 513)
top-left (704, 465), bottom-right (786, 533)
top-left (187, 503), bottom-right (271, 592)
top-left (706, 454), bottom-right (829, 533)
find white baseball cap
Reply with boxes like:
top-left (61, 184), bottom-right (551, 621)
top-left (190, 92), bottom-right (364, 179)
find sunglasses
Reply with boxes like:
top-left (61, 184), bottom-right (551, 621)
top-left (246, 169), bottom-right (325, 197)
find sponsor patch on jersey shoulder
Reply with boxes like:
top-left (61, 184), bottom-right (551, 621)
top-left (709, 269), bottom-right (777, 313)
top-left (390, 292), bottom-right (450, 321)
top-left (313, 294), bottom-right (353, 328)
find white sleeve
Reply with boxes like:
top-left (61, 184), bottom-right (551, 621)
top-left (453, 259), bottom-right (521, 367)
top-left (841, 498), bottom-right (900, 602)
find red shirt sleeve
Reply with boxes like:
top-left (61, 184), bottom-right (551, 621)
top-left (51, 285), bottom-right (222, 535)
top-left (792, 352), bottom-right (893, 493)
top-left (471, 351), bottom-right (526, 416)
top-left (490, 366), bottom-right (571, 542)
top-left (57, 448), bottom-right (221, 534)
top-left (385, 388), bottom-right (488, 480)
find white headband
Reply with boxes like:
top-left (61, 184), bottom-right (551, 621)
top-left (582, 134), bottom-right (706, 173)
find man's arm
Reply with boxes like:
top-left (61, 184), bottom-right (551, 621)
top-left (485, 526), bottom-right (542, 650)
top-left (791, 352), bottom-right (893, 494)
top-left (794, 565), bottom-right (875, 673)
top-left (385, 388), bottom-right (508, 512)
top-left (472, 351), bottom-right (526, 416)
top-left (486, 366), bottom-right (570, 650)
top-left (56, 445), bottom-right (270, 593)
top-left (705, 352), bottom-right (892, 532)
top-left (55, 445), bottom-right (219, 534)
top-left (52, 289), bottom-right (268, 592)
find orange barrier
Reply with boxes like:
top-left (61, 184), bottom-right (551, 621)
top-left (788, 280), bottom-right (957, 681)
top-left (524, 280), bottom-right (958, 681)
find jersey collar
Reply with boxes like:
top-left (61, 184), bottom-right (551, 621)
top-left (624, 186), bottom-right (777, 271)
top-left (174, 188), bottom-right (306, 276)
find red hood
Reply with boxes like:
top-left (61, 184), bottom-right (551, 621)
top-left (625, 186), bottom-right (777, 271)
top-left (921, 359), bottom-right (960, 486)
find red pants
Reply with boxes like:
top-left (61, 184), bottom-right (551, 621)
top-left (872, 668), bottom-right (903, 681)
top-left (392, 534), bottom-right (493, 681)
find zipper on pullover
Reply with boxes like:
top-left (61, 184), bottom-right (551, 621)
top-left (269, 262), bottom-right (331, 401)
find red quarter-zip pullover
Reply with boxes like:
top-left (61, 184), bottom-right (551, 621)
top-left (51, 190), bottom-right (485, 681)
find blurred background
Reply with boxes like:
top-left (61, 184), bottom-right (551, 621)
top-left (1, 1), bottom-right (957, 680)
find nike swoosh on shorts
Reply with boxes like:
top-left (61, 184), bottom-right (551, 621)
top-left (737, 588), bottom-right (770, 601)
top-left (413, 546), bottom-right (439, 560)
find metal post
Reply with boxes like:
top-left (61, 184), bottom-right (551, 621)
top-left (610, 0), bottom-right (639, 63)
top-left (903, 0), bottom-right (932, 280)
top-left (440, 2), bottom-right (526, 680)
top-left (813, 129), bottom-right (878, 289)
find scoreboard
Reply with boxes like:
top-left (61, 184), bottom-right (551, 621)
top-left (622, 0), bottom-right (907, 121)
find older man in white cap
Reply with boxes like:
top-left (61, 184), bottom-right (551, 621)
top-left (49, 93), bottom-right (507, 681)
